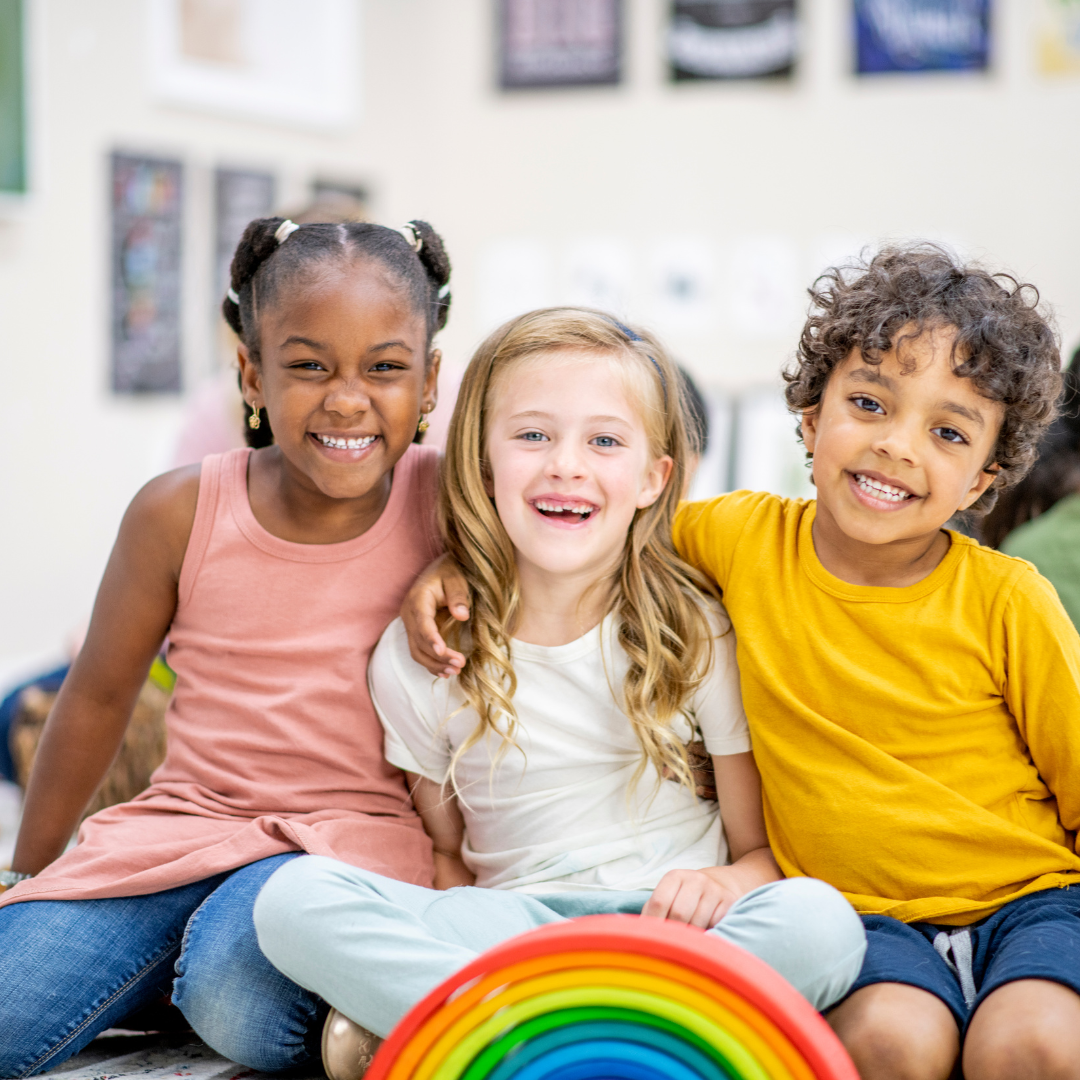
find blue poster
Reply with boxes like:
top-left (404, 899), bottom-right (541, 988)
top-left (855, 0), bottom-right (990, 73)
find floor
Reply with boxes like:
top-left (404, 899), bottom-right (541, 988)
top-left (35, 1031), bottom-right (324, 1080)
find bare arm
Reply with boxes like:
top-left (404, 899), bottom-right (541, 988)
top-left (408, 773), bottom-right (475, 890)
top-left (642, 751), bottom-right (780, 928)
top-left (10, 467), bottom-right (200, 877)
top-left (400, 555), bottom-right (470, 677)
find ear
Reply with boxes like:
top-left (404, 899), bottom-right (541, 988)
top-left (958, 463), bottom-right (1000, 511)
top-left (237, 344), bottom-right (262, 406)
top-left (800, 407), bottom-right (820, 455)
top-left (423, 349), bottom-right (442, 414)
top-left (637, 454), bottom-right (674, 509)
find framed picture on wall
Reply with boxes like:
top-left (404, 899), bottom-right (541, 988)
top-left (668, 1), bottom-right (798, 80)
top-left (854, 0), bottom-right (991, 74)
top-left (148, 0), bottom-right (358, 130)
top-left (111, 153), bottom-right (184, 394)
top-left (0, 0), bottom-right (26, 194)
top-left (215, 168), bottom-right (275, 307)
top-left (1037, 0), bottom-right (1080, 75)
top-left (499, 0), bottom-right (623, 88)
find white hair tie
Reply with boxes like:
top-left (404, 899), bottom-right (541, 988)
top-left (227, 287), bottom-right (240, 304)
top-left (438, 283), bottom-right (450, 299)
top-left (398, 223), bottom-right (422, 253)
top-left (275, 219), bottom-right (300, 245)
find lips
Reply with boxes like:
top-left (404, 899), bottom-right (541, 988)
top-left (849, 471), bottom-right (920, 508)
top-left (530, 496), bottom-right (599, 525)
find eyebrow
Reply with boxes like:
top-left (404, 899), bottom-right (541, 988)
top-left (846, 367), bottom-right (894, 389)
top-left (509, 411), bottom-right (632, 425)
top-left (278, 336), bottom-right (414, 355)
top-left (938, 401), bottom-right (986, 428)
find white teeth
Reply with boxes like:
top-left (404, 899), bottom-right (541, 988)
top-left (534, 500), bottom-right (596, 515)
top-left (854, 473), bottom-right (911, 503)
top-left (318, 434), bottom-right (375, 450)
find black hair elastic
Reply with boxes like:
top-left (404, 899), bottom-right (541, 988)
top-left (611, 319), bottom-right (668, 403)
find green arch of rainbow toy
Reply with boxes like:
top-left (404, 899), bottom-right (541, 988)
top-left (365, 914), bottom-right (859, 1080)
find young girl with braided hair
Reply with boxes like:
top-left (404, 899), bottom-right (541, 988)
top-left (0, 216), bottom-right (452, 1074)
top-left (252, 308), bottom-right (865, 1071)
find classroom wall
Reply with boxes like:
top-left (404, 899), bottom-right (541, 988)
top-left (1, 0), bottom-right (1078, 671)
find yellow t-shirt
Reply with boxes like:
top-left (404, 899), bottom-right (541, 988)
top-left (673, 490), bottom-right (1080, 926)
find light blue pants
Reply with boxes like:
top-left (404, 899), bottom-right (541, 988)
top-left (254, 856), bottom-right (866, 1037)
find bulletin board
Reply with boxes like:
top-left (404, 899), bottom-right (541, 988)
top-left (111, 153), bottom-right (184, 394)
top-left (0, 0), bottom-right (25, 193)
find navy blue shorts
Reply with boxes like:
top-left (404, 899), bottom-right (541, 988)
top-left (846, 888), bottom-right (1080, 1030)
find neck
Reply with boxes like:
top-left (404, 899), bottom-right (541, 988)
top-left (512, 560), bottom-right (615, 647)
top-left (249, 446), bottom-right (393, 544)
top-left (811, 500), bottom-right (952, 588)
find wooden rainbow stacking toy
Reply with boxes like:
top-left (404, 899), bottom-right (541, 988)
top-left (365, 914), bottom-right (859, 1080)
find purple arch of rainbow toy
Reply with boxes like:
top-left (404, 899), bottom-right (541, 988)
top-left (366, 914), bottom-right (859, 1080)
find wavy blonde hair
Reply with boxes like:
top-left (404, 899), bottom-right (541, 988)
top-left (440, 307), bottom-right (718, 793)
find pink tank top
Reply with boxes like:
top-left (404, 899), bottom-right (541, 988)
top-left (4, 446), bottom-right (441, 903)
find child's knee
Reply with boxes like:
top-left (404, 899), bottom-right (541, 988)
top-left (742, 876), bottom-right (866, 963)
top-left (253, 854), bottom-right (343, 939)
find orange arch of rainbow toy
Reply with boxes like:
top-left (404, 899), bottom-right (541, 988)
top-left (365, 914), bottom-right (859, 1080)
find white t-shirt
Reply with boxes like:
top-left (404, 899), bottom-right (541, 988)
top-left (369, 605), bottom-right (750, 893)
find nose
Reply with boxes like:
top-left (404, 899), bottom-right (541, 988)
top-left (323, 376), bottom-right (371, 419)
top-left (871, 415), bottom-right (920, 467)
top-left (543, 437), bottom-right (588, 482)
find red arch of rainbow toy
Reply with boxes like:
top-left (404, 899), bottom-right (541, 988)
top-left (365, 914), bottom-right (859, 1080)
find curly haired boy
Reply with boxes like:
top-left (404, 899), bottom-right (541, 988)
top-left (404, 245), bottom-right (1080, 1080)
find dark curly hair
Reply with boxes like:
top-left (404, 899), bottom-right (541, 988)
top-left (223, 217), bottom-right (452, 448)
top-left (783, 244), bottom-right (1061, 514)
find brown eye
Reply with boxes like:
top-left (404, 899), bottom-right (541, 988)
top-left (932, 427), bottom-right (967, 444)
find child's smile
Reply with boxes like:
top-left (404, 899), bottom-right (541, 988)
top-left (801, 324), bottom-right (1003, 585)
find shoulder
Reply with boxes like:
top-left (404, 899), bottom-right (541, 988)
top-left (953, 534), bottom-right (1063, 612)
top-left (371, 617), bottom-right (439, 697)
top-left (675, 490), bottom-right (802, 538)
top-left (122, 463), bottom-right (202, 549)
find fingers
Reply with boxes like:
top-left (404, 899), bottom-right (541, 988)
top-left (642, 871), bottom-right (737, 930)
top-left (444, 575), bottom-right (471, 623)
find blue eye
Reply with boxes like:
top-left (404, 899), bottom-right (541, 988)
top-left (933, 427), bottom-right (968, 444)
top-left (852, 395), bottom-right (884, 414)
top-left (520, 431), bottom-right (547, 442)
top-left (592, 435), bottom-right (619, 447)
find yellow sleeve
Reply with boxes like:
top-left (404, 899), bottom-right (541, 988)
top-left (673, 491), bottom-right (775, 594)
top-left (1003, 566), bottom-right (1080, 843)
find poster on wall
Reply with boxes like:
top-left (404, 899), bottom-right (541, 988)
top-left (668, 1), bottom-right (798, 80)
top-left (1037, 0), bottom-right (1080, 75)
top-left (499, 0), bottom-right (622, 88)
top-left (854, 0), bottom-right (991, 73)
top-left (215, 168), bottom-right (275, 307)
top-left (111, 153), bottom-right (184, 394)
top-left (0, 0), bottom-right (25, 193)
top-left (148, 0), bottom-right (358, 130)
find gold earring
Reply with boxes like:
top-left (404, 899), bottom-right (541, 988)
top-left (416, 412), bottom-right (430, 435)
top-left (248, 401), bottom-right (261, 430)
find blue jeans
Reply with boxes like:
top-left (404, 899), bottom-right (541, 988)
top-left (0, 854), bottom-right (324, 1077)
top-left (254, 856), bottom-right (867, 1038)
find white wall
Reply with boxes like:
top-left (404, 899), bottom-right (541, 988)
top-left (1, 0), bottom-right (1079, 667)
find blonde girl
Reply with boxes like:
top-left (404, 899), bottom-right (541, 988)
top-left (253, 309), bottom-right (865, 1072)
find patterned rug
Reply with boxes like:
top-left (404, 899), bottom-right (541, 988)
top-left (35, 1032), bottom-right (323, 1080)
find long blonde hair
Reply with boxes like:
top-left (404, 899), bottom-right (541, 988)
top-left (440, 307), bottom-right (717, 792)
